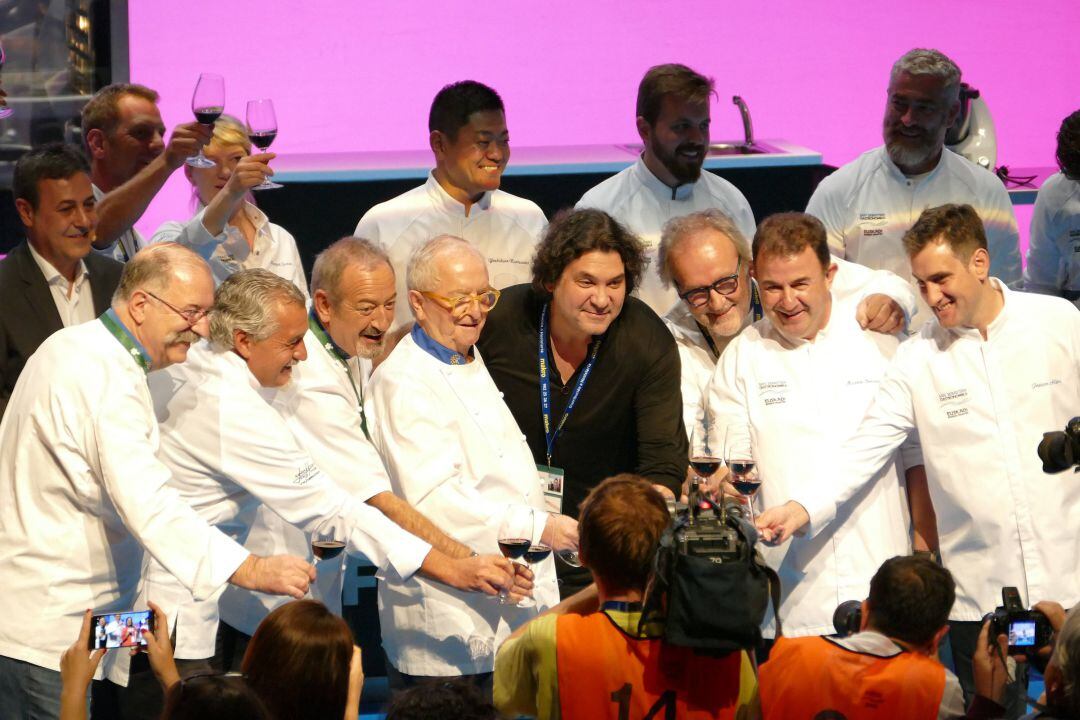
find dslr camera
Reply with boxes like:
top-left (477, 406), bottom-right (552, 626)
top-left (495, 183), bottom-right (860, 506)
top-left (986, 586), bottom-right (1052, 654)
top-left (1038, 417), bottom-right (1080, 473)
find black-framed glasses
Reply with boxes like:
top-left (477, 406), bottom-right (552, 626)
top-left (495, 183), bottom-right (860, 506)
top-left (143, 290), bottom-right (210, 326)
top-left (421, 288), bottom-right (501, 317)
top-left (677, 259), bottom-right (742, 309)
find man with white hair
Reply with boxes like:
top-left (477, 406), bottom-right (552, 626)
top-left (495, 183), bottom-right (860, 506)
top-left (0, 245), bottom-right (312, 718)
top-left (368, 235), bottom-right (573, 696)
top-left (806, 48), bottom-right (1021, 326)
top-left (1024, 601), bottom-right (1080, 719)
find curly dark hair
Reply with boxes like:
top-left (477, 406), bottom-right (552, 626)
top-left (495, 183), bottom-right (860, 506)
top-left (385, 678), bottom-right (500, 720)
top-left (530, 208), bottom-right (646, 298)
top-left (1056, 109), bottom-right (1080, 181)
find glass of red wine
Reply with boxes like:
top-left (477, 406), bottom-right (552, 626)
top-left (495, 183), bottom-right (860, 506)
top-left (724, 423), bottom-right (761, 521)
top-left (496, 506), bottom-right (536, 605)
top-left (246, 98), bottom-right (282, 189)
top-left (689, 416), bottom-right (721, 508)
top-left (312, 530), bottom-right (346, 561)
top-left (186, 73), bottom-right (224, 168)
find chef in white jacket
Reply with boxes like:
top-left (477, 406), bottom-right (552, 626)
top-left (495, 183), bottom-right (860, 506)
top-left (656, 209), bottom-right (917, 438)
top-left (706, 213), bottom-right (915, 638)
top-left (757, 203), bottom-right (1080, 710)
top-left (0, 245), bottom-right (312, 717)
top-left (368, 235), bottom-right (574, 693)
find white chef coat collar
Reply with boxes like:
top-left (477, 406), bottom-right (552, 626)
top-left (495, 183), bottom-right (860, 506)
top-left (27, 241), bottom-right (89, 293)
top-left (424, 171), bottom-right (493, 217)
top-left (945, 277), bottom-right (1011, 341)
top-left (878, 144), bottom-right (947, 183)
top-left (632, 156), bottom-right (695, 201)
top-left (209, 341), bottom-right (275, 396)
top-left (827, 630), bottom-right (906, 658)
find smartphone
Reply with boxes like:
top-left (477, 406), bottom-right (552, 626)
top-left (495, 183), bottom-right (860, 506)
top-left (88, 609), bottom-right (154, 651)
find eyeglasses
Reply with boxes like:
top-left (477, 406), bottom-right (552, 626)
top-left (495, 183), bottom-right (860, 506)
top-left (143, 289), bottom-right (210, 326)
top-left (677, 259), bottom-right (742, 309)
top-left (421, 288), bottom-right (501, 317)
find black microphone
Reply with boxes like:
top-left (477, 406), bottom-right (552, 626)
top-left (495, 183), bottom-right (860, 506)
top-left (1037, 417), bottom-right (1080, 474)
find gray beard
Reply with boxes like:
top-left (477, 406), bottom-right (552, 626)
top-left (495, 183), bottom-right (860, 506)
top-left (885, 136), bottom-right (941, 173)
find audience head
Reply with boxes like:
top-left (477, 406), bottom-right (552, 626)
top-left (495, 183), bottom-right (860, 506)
top-left (428, 80), bottom-right (508, 202)
top-left (659, 209), bottom-right (752, 339)
top-left (185, 114), bottom-right (252, 207)
top-left (1044, 603), bottom-right (1080, 718)
top-left (385, 677), bottom-right (500, 720)
top-left (863, 556), bottom-right (955, 651)
top-left (636, 63), bottom-right (715, 186)
top-left (752, 212), bottom-right (836, 344)
top-left (407, 235), bottom-right (494, 356)
top-left (883, 49), bottom-right (962, 174)
top-left (242, 599), bottom-right (356, 720)
top-left (903, 203), bottom-right (992, 330)
top-left (531, 208), bottom-right (645, 342)
top-left (209, 269), bottom-right (307, 387)
top-left (311, 236), bottom-right (396, 359)
top-left (1055, 109), bottom-right (1080, 182)
top-left (112, 243), bottom-right (213, 370)
top-left (160, 674), bottom-right (271, 720)
top-left (81, 82), bottom-right (166, 189)
top-left (13, 143), bottom-right (96, 268)
top-left (578, 474), bottom-right (669, 597)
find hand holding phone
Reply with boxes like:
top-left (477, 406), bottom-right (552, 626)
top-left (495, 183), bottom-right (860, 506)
top-left (87, 608), bottom-right (155, 651)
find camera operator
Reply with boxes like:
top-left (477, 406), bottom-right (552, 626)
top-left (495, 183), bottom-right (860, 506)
top-left (493, 474), bottom-right (758, 720)
top-left (760, 556), bottom-right (1009, 719)
top-left (1022, 601), bottom-right (1079, 720)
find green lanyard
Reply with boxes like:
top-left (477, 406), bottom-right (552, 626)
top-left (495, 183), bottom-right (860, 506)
top-left (100, 309), bottom-right (151, 374)
top-left (308, 312), bottom-right (369, 440)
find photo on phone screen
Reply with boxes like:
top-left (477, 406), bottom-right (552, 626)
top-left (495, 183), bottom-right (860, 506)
top-left (89, 609), bottom-right (153, 650)
top-left (1008, 620), bottom-right (1036, 647)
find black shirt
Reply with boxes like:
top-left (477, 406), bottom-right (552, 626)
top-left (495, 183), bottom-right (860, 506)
top-left (477, 283), bottom-right (687, 518)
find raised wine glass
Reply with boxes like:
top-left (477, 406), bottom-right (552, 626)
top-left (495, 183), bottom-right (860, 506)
top-left (186, 73), bottom-right (224, 168)
top-left (724, 423), bottom-right (761, 521)
top-left (689, 415), bottom-right (722, 507)
top-left (246, 98), bottom-right (282, 189)
top-left (496, 506), bottom-right (535, 605)
top-left (311, 530), bottom-right (345, 561)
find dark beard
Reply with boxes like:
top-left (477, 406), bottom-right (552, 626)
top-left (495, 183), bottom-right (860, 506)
top-left (653, 138), bottom-right (705, 185)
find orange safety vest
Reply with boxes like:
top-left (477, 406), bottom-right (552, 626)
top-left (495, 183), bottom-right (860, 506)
top-left (759, 636), bottom-right (946, 720)
top-left (556, 611), bottom-right (746, 719)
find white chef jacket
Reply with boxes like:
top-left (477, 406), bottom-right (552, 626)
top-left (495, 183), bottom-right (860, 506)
top-left (139, 341), bottom-right (431, 663)
top-left (0, 316), bottom-right (249, 673)
top-left (666, 257), bottom-right (917, 436)
top-left (354, 173), bottom-right (546, 328)
top-left (218, 320), bottom-right (392, 635)
top-left (806, 146), bottom-right (1021, 327)
top-left (1024, 172), bottom-right (1080, 307)
top-left (707, 299), bottom-right (912, 637)
top-left (90, 183), bottom-right (146, 263)
top-left (368, 329), bottom-right (559, 676)
top-left (795, 281), bottom-right (1080, 620)
top-left (151, 201), bottom-right (308, 298)
top-left (577, 156), bottom-right (757, 316)
top-left (27, 242), bottom-right (95, 327)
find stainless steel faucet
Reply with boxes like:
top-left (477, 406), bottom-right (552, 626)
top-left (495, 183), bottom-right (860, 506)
top-left (732, 95), bottom-right (753, 149)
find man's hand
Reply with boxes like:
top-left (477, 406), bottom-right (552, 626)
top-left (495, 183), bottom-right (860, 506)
top-left (222, 153), bottom-right (276, 197)
top-left (973, 618), bottom-right (1010, 705)
top-left (856, 294), bottom-right (906, 334)
top-left (163, 122), bottom-right (214, 170)
top-left (541, 514), bottom-right (579, 553)
top-left (755, 500), bottom-right (809, 544)
top-left (505, 560), bottom-right (536, 604)
top-left (142, 601), bottom-right (180, 691)
top-left (60, 609), bottom-right (106, 705)
top-left (448, 554), bottom-right (516, 596)
top-left (229, 554), bottom-right (316, 599)
top-left (1034, 600), bottom-right (1067, 633)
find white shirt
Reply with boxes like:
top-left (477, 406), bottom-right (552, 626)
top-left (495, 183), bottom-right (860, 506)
top-left (151, 201), bottom-right (308, 298)
top-left (141, 341), bottom-right (431, 660)
top-left (90, 183), bottom-right (146, 263)
top-left (26, 242), bottom-right (95, 327)
top-left (665, 257), bottom-right (918, 435)
top-left (1024, 172), bottom-right (1080, 307)
top-left (368, 332), bottom-right (559, 676)
top-left (707, 300), bottom-right (912, 636)
top-left (0, 318), bottom-right (248, 673)
top-left (795, 281), bottom-right (1080, 620)
top-left (577, 156), bottom-right (757, 316)
top-left (806, 146), bottom-right (1021, 326)
top-left (218, 324), bottom-right (391, 635)
top-left (354, 173), bottom-right (547, 327)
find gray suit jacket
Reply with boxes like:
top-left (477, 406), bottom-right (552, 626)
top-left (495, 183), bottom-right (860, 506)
top-left (0, 241), bottom-right (124, 417)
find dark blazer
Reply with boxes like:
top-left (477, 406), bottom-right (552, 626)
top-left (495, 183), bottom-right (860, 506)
top-left (0, 241), bottom-right (123, 417)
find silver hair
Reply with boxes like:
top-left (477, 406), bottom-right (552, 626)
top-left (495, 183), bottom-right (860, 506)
top-left (405, 234), bottom-right (484, 292)
top-left (209, 268), bottom-right (306, 349)
top-left (311, 236), bottom-right (392, 303)
top-left (657, 209), bottom-right (751, 289)
top-left (890, 48), bottom-right (962, 97)
top-left (1054, 603), bottom-right (1080, 715)
top-left (113, 243), bottom-right (209, 303)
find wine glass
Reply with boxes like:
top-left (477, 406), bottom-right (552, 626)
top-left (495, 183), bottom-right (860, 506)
top-left (689, 415), bottom-right (722, 507)
top-left (186, 73), bottom-right (224, 168)
top-left (0, 43), bottom-right (12, 119)
top-left (518, 539), bottom-right (550, 609)
top-left (496, 506), bottom-right (535, 605)
top-left (724, 423), bottom-right (761, 521)
top-left (246, 99), bottom-right (282, 189)
top-left (311, 530), bottom-right (345, 561)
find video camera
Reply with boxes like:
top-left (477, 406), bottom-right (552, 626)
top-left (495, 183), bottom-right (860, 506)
top-left (1038, 417), bottom-right (1080, 474)
top-left (986, 586), bottom-right (1053, 655)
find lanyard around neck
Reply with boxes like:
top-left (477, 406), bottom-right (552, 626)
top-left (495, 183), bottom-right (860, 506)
top-left (308, 312), bottom-right (369, 440)
top-left (100, 309), bottom-right (151, 374)
top-left (538, 303), bottom-right (602, 467)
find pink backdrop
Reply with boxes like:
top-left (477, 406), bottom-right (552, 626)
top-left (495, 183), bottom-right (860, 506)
top-left (129, 0), bottom-right (1079, 245)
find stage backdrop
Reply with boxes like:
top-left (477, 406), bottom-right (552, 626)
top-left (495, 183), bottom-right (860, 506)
top-left (129, 0), bottom-right (1080, 249)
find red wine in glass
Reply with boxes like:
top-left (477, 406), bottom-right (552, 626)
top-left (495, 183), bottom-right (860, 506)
top-left (246, 99), bottom-right (282, 189)
top-left (187, 73), bottom-right (224, 168)
top-left (497, 538), bottom-right (530, 560)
